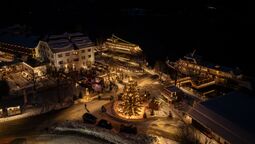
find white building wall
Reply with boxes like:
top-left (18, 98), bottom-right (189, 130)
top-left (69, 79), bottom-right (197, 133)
top-left (37, 39), bottom-right (95, 70)
top-left (52, 46), bottom-right (95, 70)
top-left (34, 43), bottom-right (40, 58)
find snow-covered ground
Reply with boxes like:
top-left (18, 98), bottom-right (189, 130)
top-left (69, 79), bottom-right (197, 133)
top-left (150, 101), bottom-right (171, 118)
top-left (25, 130), bottom-right (179, 144)
top-left (50, 121), bottom-right (158, 144)
top-left (25, 134), bottom-right (105, 144)
top-left (0, 102), bottom-right (72, 123)
top-left (156, 136), bottom-right (180, 144)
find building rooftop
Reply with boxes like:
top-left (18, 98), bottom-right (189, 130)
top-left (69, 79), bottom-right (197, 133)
top-left (188, 91), bottom-right (255, 144)
top-left (24, 58), bottom-right (46, 68)
top-left (69, 32), bottom-right (84, 37)
top-left (165, 85), bottom-right (183, 93)
top-left (182, 53), bottom-right (240, 75)
top-left (48, 39), bottom-right (74, 53)
top-left (0, 60), bottom-right (20, 67)
top-left (45, 32), bottom-right (94, 53)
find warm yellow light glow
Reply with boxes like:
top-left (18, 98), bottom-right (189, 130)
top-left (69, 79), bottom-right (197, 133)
top-left (113, 101), bottom-right (145, 120)
top-left (7, 106), bottom-right (20, 110)
top-left (129, 76), bottom-right (133, 81)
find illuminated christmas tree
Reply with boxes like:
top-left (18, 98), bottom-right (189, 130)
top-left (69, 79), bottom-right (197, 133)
top-left (119, 80), bottom-right (143, 116)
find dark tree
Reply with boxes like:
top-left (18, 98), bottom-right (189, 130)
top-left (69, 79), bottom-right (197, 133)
top-left (0, 80), bottom-right (10, 101)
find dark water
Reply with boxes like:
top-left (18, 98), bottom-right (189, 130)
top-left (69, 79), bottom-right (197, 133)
top-left (0, 1), bottom-right (253, 76)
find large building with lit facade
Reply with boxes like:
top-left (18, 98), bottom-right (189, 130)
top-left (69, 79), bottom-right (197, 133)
top-left (100, 34), bottom-right (146, 71)
top-left (102, 34), bottom-right (142, 55)
top-left (37, 32), bottom-right (95, 70)
top-left (166, 51), bottom-right (253, 90)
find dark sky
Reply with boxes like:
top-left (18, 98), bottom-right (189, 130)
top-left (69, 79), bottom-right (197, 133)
top-left (0, 0), bottom-right (253, 75)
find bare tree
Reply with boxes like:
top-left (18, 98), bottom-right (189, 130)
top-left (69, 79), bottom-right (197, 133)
top-left (177, 125), bottom-right (200, 144)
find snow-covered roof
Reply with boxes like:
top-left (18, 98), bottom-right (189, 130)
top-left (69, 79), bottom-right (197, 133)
top-left (188, 91), bottom-right (255, 144)
top-left (45, 32), bottom-right (95, 53)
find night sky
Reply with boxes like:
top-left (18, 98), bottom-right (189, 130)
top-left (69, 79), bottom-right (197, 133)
top-left (0, 0), bottom-right (253, 75)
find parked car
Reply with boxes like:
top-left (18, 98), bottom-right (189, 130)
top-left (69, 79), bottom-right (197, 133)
top-left (82, 113), bottom-right (97, 124)
top-left (97, 119), bottom-right (113, 130)
top-left (119, 124), bottom-right (137, 134)
top-left (150, 74), bottom-right (159, 80)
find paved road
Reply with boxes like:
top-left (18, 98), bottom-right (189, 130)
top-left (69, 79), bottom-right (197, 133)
top-left (0, 100), bottom-right (109, 142)
top-left (0, 72), bottom-right (183, 143)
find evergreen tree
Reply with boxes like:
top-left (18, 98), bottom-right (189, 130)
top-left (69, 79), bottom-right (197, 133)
top-left (119, 80), bottom-right (143, 116)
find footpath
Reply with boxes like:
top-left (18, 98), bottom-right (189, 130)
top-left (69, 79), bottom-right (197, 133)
top-left (0, 102), bottom-right (72, 123)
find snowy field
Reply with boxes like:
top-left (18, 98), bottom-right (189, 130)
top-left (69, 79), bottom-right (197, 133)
top-left (25, 134), bottom-right (108, 144)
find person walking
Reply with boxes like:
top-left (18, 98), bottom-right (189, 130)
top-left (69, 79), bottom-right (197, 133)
top-left (101, 106), bottom-right (106, 113)
top-left (84, 103), bottom-right (90, 113)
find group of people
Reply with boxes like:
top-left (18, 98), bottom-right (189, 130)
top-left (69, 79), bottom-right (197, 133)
top-left (84, 103), bottom-right (107, 113)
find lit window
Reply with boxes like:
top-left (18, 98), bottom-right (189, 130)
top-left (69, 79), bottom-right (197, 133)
top-left (58, 54), bottom-right (63, 58)
top-left (73, 51), bottom-right (78, 55)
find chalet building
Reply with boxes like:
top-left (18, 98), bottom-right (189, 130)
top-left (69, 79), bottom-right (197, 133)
top-left (37, 32), bottom-right (95, 70)
top-left (166, 51), bottom-right (253, 90)
top-left (100, 34), bottom-right (146, 70)
top-left (102, 34), bottom-right (142, 55)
